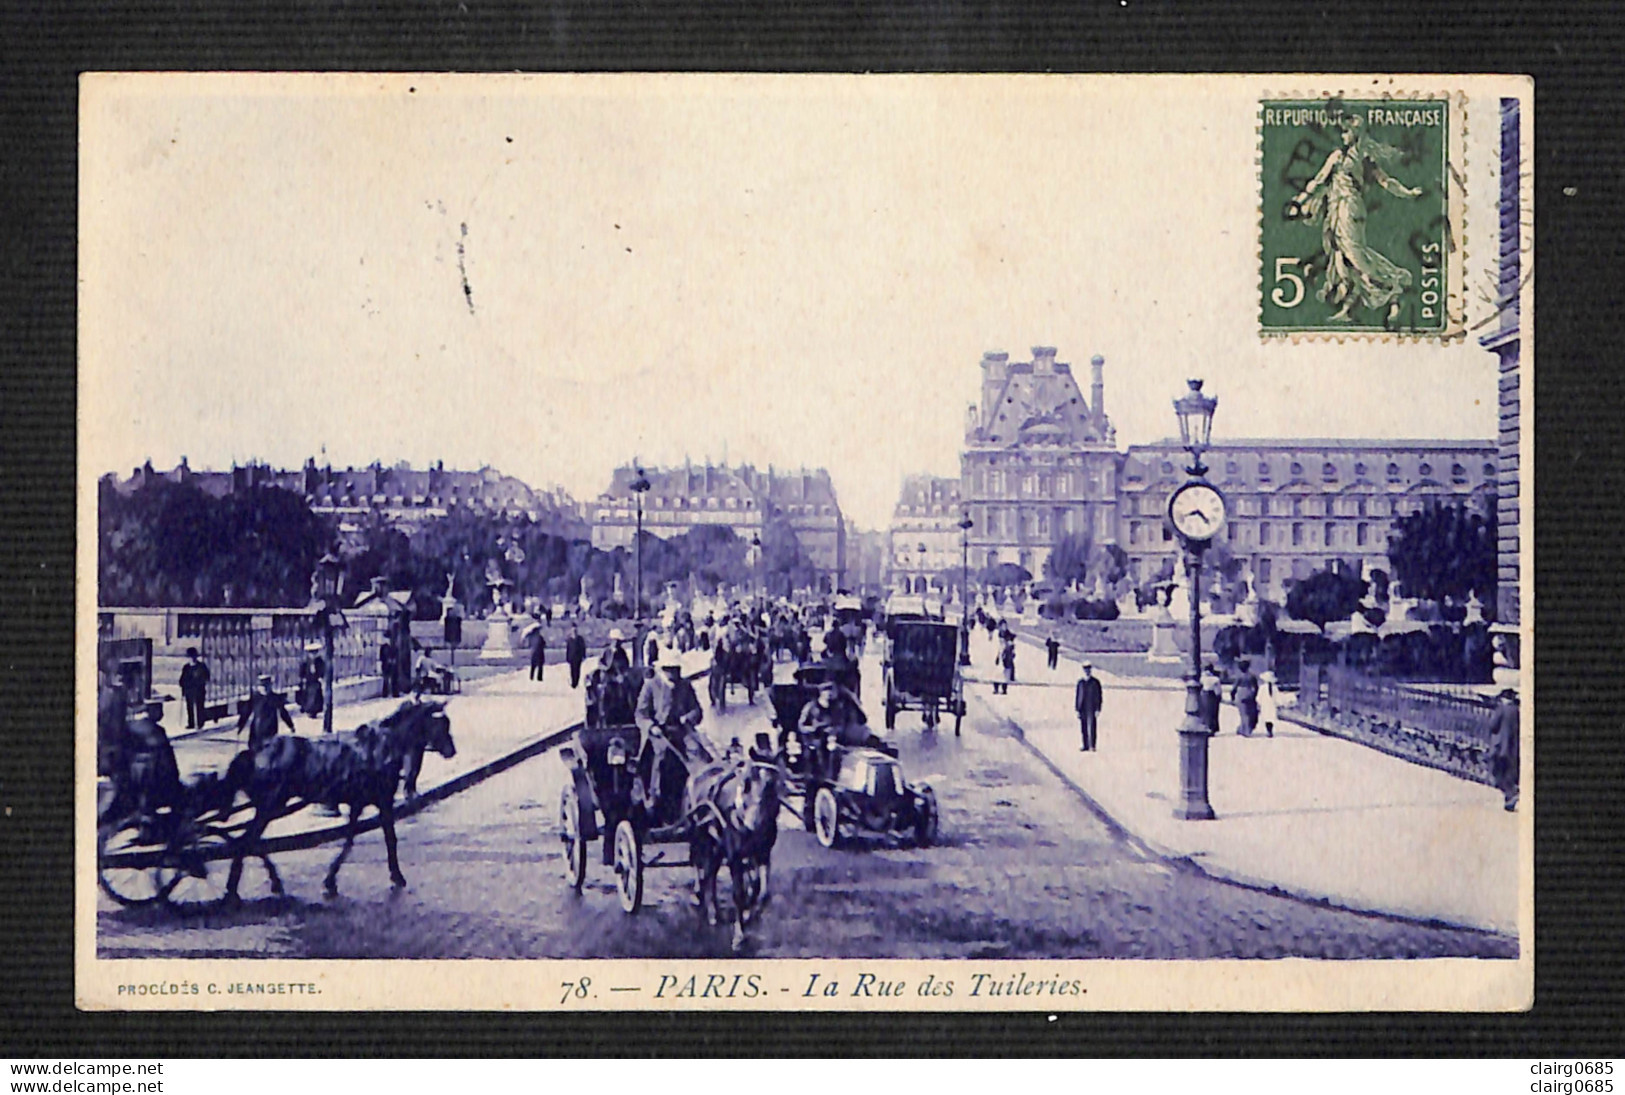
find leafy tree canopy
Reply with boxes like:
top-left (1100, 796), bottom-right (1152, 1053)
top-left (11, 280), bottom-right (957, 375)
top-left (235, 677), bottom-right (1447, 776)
top-left (1387, 501), bottom-right (1497, 606)
top-left (1285, 564), bottom-right (1368, 631)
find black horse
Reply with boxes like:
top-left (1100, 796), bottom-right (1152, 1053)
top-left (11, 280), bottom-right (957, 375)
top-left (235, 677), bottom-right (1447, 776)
top-left (685, 752), bottom-right (780, 952)
top-left (220, 699), bottom-right (455, 899)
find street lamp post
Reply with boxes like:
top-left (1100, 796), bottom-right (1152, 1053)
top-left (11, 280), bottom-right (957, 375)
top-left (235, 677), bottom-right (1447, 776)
top-left (917, 542), bottom-right (927, 600)
top-left (959, 515), bottom-right (974, 665)
top-left (630, 463), bottom-right (651, 617)
top-left (313, 550), bottom-right (343, 736)
top-left (1169, 379), bottom-right (1223, 821)
top-left (751, 532), bottom-right (763, 601)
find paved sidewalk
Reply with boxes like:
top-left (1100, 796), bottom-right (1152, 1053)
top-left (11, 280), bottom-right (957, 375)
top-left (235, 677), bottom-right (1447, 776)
top-left (962, 629), bottom-right (1520, 934)
top-left (164, 650), bottom-right (712, 844)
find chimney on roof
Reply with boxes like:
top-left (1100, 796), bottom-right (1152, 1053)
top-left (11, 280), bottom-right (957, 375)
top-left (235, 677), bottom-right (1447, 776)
top-left (1090, 355), bottom-right (1106, 434)
top-left (1032, 346), bottom-right (1057, 375)
top-left (980, 351), bottom-right (1009, 434)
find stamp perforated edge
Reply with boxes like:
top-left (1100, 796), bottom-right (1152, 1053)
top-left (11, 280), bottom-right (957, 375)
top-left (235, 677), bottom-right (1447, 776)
top-left (1256, 87), bottom-right (1468, 344)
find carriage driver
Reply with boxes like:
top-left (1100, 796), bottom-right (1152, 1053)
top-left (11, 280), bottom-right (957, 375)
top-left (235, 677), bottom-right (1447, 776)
top-left (798, 678), bottom-right (871, 748)
top-left (634, 649), bottom-right (711, 811)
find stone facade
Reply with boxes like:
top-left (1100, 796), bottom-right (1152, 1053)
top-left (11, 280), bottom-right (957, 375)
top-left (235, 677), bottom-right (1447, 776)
top-left (888, 474), bottom-right (963, 593)
top-left (591, 463), bottom-right (764, 550)
top-left (591, 463), bottom-right (846, 588)
top-left (1119, 439), bottom-right (1497, 600)
top-left (891, 344), bottom-right (1499, 604)
top-left (959, 347), bottom-right (1121, 580)
top-left (1483, 96), bottom-right (1522, 628)
top-left (107, 458), bottom-right (585, 536)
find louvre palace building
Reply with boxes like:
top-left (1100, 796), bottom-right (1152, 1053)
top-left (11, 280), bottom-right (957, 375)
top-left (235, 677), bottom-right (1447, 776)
top-left (889, 346), bottom-right (1495, 601)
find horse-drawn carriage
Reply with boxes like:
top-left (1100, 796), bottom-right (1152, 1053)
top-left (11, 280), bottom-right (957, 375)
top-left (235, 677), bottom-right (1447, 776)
top-left (97, 691), bottom-right (457, 909)
top-left (557, 685), bottom-right (777, 947)
top-left (882, 618), bottom-right (966, 734)
top-left (708, 628), bottom-right (770, 712)
top-left (766, 663), bottom-right (939, 849)
top-left (96, 696), bottom-right (246, 908)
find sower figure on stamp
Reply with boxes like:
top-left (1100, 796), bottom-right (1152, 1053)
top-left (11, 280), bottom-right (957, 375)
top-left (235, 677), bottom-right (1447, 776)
top-left (178, 646), bottom-right (210, 729)
top-left (1489, 687), bottom-right (1520, 812)
top-left (1074, 662), bottom-right (1103, 752)
top-left (237, 673), bottom-right (295, 750)
top-left (1290, 113), bottom-right (1423, 323)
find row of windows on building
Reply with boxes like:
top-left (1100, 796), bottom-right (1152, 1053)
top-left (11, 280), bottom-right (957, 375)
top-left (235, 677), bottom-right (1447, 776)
top-left (314, 491), bottom-right (526, 509)
top-left (1133, 458), bottom-right (1495, 484)
top-left (1122, 492), bottom-right (1443, 519)
top-left (600, 497), bottom-right (837, 518)
top-left (966, 469), bottom-right (1108, 499)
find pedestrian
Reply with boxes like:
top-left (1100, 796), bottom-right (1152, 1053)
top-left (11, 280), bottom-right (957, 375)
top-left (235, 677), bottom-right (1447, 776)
top-left (178, 646), bottom-right (210, 729)
top-left (1257, 669), bottom-right (1279, 737)
top-left (1234, 660), bottom-right (1259, 737)
top-left (237, 673), bottom-right (295, 749)
top-left (997, 635), bottom-right (1016, 695)
top-left (380, 636), bottom-right (398, 698)
top-left (297, 644), bottom-right (325, 718)
top-left (530, 627), bottom-right (547, 682)
top-left (1489, 687), bottom-right (1520, 811)
top-left (1200, 668), bottom-right (1222, 734)
top-left (1045, 632), bottom-right (1061, 672)
top-left (1074, 661), bottom-right (1103, 751)
top-left (565, 624), bottom-right (587, 689)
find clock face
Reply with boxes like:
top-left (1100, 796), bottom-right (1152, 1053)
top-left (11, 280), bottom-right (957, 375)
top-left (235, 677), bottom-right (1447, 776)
top-left (1168, 482), bottom-right (1227, 541)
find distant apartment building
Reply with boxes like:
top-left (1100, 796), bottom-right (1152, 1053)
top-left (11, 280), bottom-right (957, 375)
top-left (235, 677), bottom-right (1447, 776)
top-left (591, 462), bottom-right (847, 589)
top-left (888, 475), bottom-right (964, 594)
top-left (105, 458), bottom-right (586, 538)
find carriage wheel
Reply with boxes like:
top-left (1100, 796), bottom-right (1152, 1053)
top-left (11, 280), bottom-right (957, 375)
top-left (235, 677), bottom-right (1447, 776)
top-left (97, 824), bottom-right (167, 907)
top-left (813, 786), bottom-right (841, 849)
top-left (559, 783), bottom-right (588, 893)
top-left (914, 787), bottom-right (940, 848)
top-left (158, 829), bottom-right (235, 910)
top-left (612, 819), bottom-right (644, 914)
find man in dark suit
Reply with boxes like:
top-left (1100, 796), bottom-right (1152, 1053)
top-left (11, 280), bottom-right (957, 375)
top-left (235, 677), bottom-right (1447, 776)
top-left (1074, 662), bottom-right (1103, 751)
top-left (565, 625), bottom-right (588, 689)
top-left (237, 674), bottom-right (295, 750)
top-left (178, 647), bottom-right (210, 729)
top-left (530, 628), bottom-right (547, 682)
top-left (380, 637), bottom-right (398, 698)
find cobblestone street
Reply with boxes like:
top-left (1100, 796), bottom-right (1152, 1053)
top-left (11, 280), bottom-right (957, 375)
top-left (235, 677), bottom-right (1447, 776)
top-left (99, 654), bottom-right (1515, 961)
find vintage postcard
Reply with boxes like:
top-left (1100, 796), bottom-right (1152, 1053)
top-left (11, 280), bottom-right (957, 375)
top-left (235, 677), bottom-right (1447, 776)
top-left (78, 73), bottom-right (1533, 1011)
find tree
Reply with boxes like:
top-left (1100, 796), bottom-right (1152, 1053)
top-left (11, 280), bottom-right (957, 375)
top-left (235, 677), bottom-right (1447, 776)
top-left (98, 479), bottom-right (332, 608)
top-left (1387, 501), bottom-right (1497, 606)
top-left (1285, 564), bottom-right (1367, 631)
top-left (979, 562), bottom-right (1032, 587)
top-left (1044, 532), bottom-right (1092, 588)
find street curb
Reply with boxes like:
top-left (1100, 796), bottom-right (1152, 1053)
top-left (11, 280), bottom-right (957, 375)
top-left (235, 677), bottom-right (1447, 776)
top-left (992, 696), bottom-right (1515, 940)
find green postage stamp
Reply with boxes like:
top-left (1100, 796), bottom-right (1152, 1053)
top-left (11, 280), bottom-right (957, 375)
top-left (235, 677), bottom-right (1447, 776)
top-left (1260, 95), bottom-right (1465, 338)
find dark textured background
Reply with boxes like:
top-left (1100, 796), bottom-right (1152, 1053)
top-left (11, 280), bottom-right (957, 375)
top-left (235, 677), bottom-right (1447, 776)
top-left (1, 0), bottom-right (1619, 1057)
